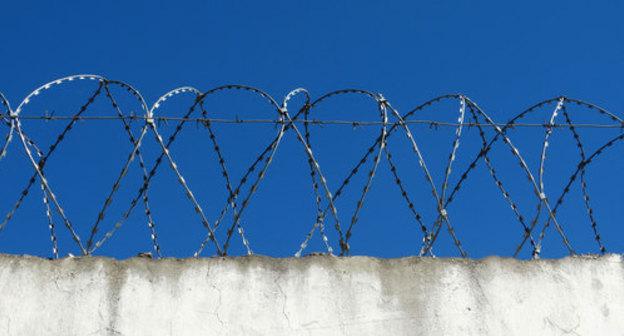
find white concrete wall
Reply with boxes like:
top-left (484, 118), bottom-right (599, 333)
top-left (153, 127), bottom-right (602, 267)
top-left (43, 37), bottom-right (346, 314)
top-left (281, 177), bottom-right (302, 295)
top-left (0, 254), bottom-right (622, 336)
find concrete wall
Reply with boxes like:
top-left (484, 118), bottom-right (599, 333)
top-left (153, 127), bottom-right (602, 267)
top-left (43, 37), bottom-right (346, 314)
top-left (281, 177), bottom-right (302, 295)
top-left (0, 254), bottom-right (622, 336)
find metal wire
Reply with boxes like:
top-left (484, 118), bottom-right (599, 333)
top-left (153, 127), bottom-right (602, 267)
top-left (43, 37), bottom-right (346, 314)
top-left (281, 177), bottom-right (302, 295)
top-left (10, 115), bottom-right (624, 129)
top-left (1, 75), bottom-right (623, 259)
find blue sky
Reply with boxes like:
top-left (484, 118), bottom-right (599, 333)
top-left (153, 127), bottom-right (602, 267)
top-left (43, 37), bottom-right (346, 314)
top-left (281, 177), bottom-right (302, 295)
top-left (1, 1), bottom-right (623, 259)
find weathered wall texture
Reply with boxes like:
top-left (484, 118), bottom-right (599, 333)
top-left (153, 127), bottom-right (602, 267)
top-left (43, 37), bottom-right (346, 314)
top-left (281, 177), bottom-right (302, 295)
top-left (0, 254), bottom-right (622, 336)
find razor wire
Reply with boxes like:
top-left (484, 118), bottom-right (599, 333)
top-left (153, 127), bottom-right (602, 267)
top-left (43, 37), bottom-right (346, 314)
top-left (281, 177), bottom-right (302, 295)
top-left (1, 75), bottom-right (623, 259)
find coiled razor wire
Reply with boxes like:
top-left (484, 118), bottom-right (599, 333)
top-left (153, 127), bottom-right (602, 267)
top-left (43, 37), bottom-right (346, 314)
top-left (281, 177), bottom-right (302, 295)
top-left (1, 75), bottom-right (623, 259)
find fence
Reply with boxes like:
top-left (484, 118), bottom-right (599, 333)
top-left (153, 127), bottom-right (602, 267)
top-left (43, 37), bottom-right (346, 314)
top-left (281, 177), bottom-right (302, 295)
top-left (1, 75), bottom-right (622, 259)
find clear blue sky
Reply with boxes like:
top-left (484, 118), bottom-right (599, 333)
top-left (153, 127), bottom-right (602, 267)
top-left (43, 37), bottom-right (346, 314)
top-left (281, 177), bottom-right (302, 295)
top-left (1, 1), bottom-right (623, 259)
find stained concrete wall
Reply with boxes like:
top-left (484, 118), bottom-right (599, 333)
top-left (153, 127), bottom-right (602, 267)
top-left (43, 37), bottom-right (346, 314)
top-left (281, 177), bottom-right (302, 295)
top-left (0, 254), bottom-right (622, 336)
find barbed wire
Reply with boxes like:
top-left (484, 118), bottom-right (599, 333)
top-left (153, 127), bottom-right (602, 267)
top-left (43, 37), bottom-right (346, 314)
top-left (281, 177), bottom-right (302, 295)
top-left (9, 114), bottom-right (624, 129)
top-left (1, 74), bottom-right (623, 259)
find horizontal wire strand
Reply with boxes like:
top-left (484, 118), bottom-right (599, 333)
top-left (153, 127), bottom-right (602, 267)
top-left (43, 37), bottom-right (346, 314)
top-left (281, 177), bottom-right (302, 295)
top-left (11, 114), bottom-right (624, 129)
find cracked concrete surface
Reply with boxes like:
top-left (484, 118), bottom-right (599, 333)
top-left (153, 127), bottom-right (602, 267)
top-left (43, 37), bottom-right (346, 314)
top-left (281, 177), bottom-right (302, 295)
top-left (0, 254), bottom-right (623, 335)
